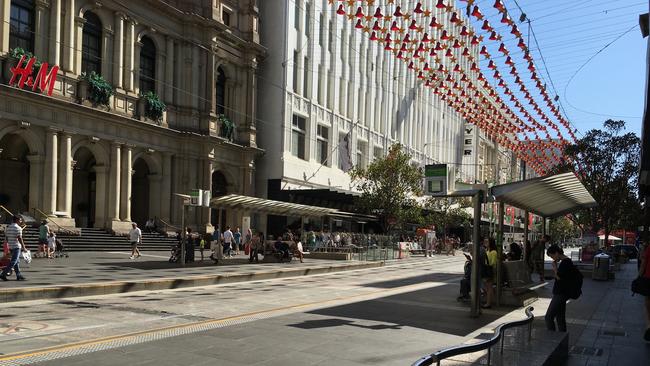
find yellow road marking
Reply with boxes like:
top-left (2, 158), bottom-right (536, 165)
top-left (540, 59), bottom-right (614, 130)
top-left (0, 278), bottom-right (458, 362)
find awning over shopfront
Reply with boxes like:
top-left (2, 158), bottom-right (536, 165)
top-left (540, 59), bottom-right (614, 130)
top-left (490, 172), bottom-right (597, 218)
top-left (210, 194), bottom-right (376, 221)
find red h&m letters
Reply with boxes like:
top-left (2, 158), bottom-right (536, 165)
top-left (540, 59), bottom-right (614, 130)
top-left (8, 55), bottom-right (59, 96)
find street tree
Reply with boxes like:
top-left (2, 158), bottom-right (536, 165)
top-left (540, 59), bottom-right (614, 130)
top-left (549, 216), bottom-right (581, 245)
top-left (557, 120), bottom-right (642, 246)
top-left (424, 197), bottom-right (472, 240)
top-left (349, 143), bottom-right (423, 232)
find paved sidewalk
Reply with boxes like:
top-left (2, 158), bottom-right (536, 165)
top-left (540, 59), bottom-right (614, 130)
top-left (528, 260), bottom-right (650, 366)
top-left (0, 250), bottom-right (386, 302)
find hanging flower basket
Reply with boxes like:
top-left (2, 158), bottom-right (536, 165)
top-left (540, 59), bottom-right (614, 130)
top-left (217, 114), bottom-right (235, 141)
top-left (141, 91), bottom-right (166, 121)
top-left (79, 71), bottom-right (114, 108)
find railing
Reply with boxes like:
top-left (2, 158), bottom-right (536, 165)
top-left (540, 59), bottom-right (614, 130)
top-left (411, 306), bottom-right (535, 366)
top-left (156, 218), bottom-right (181, 234)
top-left (32, 208), bottom-right (76, 235)
top-left (0, 205), bottom-right (13, 217)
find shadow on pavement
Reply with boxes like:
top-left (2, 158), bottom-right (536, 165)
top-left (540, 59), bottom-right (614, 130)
top-left (361, 272), bottom-right (461, 288)
top-left (289, 318), bottom-right (403, 331)
top-left (308, 283), bottom-right (515, 336)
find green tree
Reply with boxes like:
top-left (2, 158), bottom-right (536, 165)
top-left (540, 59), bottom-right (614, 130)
top-left (349, 143), bottom-right (423, 232)
top-left (557, 120), bottom-right (642, 245)
top-left (424, 197), bottom-right (471, 240)
top-left (549, 216), bottom-right (580, 245)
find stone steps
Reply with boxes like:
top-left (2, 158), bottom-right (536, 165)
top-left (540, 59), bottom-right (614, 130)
top-left (18, 227), bottom-right (178, 251)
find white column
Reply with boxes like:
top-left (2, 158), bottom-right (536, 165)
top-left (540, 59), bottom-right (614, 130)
top-left (133, 40), bottom-right (142, 94)
top-left (73, 16), bottom-right (85, 74)
top-left (49, 0), bottom-right (61, 64)
top-left (43, 130), bottom-right (59, 215)
top-left (0, 0), bottom-right (9, 54)
top-left (124, 18), bottom-right (135, 91)
top-left (113, 13), bottom-right (125, 89)
top-left (34, 1), bottom-right (48, 56)
top-left (164, 36), bottom-right (174, 103)
top-left (62, 0), bottom-right (75, 72)
top-left (160, 152), bottom-right (172, 222)
top-left (57, 133), bottom-right (72, 217)
top-left (102, 27), bottom-right (113, 81)
top-left (120, 145), bottom-right (132, 221)
top-left (108, 143), bottom-right (121, 221)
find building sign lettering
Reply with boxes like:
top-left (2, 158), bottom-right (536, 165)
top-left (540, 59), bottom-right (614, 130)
top-left (8, 55), bottom-right (59, 97)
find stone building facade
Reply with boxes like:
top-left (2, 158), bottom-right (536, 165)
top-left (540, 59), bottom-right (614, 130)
top-left (0, 0), bottom-right (263, 233)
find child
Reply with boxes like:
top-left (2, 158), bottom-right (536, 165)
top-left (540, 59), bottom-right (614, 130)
top-left (199, 236), bottom-right (206, 261)
top-left (47, 232), bottom-right (57, 259)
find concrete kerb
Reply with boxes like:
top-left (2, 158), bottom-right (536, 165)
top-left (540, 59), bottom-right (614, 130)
top-left (0, 261), bottom-right (384, 303)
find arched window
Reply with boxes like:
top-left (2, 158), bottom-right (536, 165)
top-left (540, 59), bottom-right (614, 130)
top-left (139, 36), bottom-right (156, 94)
top-left (82, 12), bottom-right (102, 74)
top-left (215, 67), bottom-right (226, 114)
top-left (9, 0), bottom-right (35, 52)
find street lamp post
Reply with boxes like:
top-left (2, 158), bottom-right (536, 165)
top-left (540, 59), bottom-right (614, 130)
top-left (174, 193), bottom-right (191, 267)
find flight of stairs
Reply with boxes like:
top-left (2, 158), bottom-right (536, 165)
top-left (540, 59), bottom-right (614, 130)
top-left (19, 227), bottom-right (178, 252)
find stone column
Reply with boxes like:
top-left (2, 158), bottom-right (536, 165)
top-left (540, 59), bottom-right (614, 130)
top-left (124, 18), bottom-right (135, 91)
top-left (57, 133), bottom-right (72, 217)
top-left (160, 152), bottom-right (173, 222)
top-left (164, 36), bottom-right (174, 104)
top-left (34, 0), bottom-right (48, 57)
top-left (27, 155), bottom-right (44, 213)
top-left (43, 130), bottom-right (59, 215)
top-left (191, 45), bottom-right (200, 110)
top-left (120, 145), bottom-right (132, 221)
top-left (49, 0), bottom-right (61, 64)
top-left (0, 0), bottom-right (9, 55)
top-left (102, 27), bottom-right (113, 81)
top-left (73, 16), bottom-right (85, 74)
top-left (113, 13), bottom-right (125, 89)
top-left (202, 159), bottom-right (212, 228)
top-left (94, 165), bottom-right (108, 228)
top-left (62, 0), bottom-right (75, 72)
top-left (133, 40), bottom-right (142, 94)
top-left (206, 47), bottom-right (216, 114)
top-left (108, 143), bottom-right (121, 221)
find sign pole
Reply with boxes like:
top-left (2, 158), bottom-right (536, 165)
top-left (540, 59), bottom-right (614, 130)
top-left (470, 190), bottom-right (482, 318)
top-left (180, 204), bottom-right (186, 267)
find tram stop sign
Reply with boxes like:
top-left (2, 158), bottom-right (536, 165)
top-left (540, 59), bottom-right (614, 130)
top-left (424, 164), bottom-right (447, 196)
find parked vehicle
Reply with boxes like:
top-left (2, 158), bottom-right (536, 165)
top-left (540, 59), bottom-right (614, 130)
top-left (609, 244), bottom-right (638, 259)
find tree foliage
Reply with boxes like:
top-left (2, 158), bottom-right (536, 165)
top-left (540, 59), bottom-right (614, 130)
top-left (557, 120), bottom-right (641, 244)
top-left (549, 216), bottom-right (580, 244)
top-left (350, 143), bottom-right (423, 232)
top-left (423, 197), bottom-right (471, 238)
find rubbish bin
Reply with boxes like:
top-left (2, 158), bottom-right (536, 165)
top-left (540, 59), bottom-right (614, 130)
top-left (592, 253), bottom-right (610, 281)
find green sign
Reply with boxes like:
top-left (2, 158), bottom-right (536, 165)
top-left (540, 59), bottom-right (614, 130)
top-left (425, 164), bottom-right (447, 178)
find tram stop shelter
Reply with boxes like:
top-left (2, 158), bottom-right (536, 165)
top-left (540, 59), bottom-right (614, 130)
top-left (487, 172), bottom-right (597, 309)
top-left (210, 194), bottom-right (376, 237)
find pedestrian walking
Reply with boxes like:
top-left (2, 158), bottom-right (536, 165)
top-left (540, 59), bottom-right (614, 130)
top-left (38, 220), bottom-right (50, 259)
top-left (1, 215), bottom-right (28, 281)
top-left (426, 226), bottom-right (437, 257)
top-left (233, 227), bottom-right (242, 255)
top-left (545, 244), bottom-right (582, 332)
top-left (129, 223), bottom-right (142, 259)
top-left (199, 235), bottom-right (206, 261)
top-left (211, 226), bottom-right (222, 261)
top-left (482, 238), bottom-right (498, 309)
top-left (249, 232), bottom-right (263, 263)
top-left (635, 241), bottom-right (650, 342)
top-left (223, 226), bottom-right (233, 258)
top-left (531, 236), bottom-right (547, 282)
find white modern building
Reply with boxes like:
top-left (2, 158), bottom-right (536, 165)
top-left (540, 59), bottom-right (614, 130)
top-left (256, 0), bottom-right (474, 231)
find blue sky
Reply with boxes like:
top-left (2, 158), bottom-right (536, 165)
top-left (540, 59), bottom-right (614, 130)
top-left (468, 0), bottom-right (648, 137)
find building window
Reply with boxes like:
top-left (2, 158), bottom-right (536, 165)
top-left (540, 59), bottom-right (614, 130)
top-left (305, 2), bottom-right (310, 37)
top-left (338, 133), bottom-right (348, 170)
top-left (9, 0), bottom-right (35, 52)
top-left (328, 20), bottom-right (333, 51)
top-left (292, 50), bottom-right (299, 92)
top-left (303, 56), bottom-right (309, 97)
top-left (291, 115), bottom-right (307, 160)
top-left (222, 9), bottom-right (231, 26)
top-left (317, 125), bottom-right (329, 164)
top-left (357, 140), bottom-right (367, 169)
top-left (294, 0), bottom-right (300, 30)
top-left (82, 11), bottom-right (103, 75)
top-left (139, 36), bottom-right (156, 94)
top-left (373, 146), bottom-right (383, 161)
top-left (216, 67), bottom-right (226, 114)
top-left (318, 13), bottom-right (324, 46)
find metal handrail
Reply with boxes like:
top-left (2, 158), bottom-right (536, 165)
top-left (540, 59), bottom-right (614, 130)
top-left (411, 306), bottom-right (535, 366)
top-left (32, 208), bottom-right (75, 235)
top-left (156, 218), bottom-right (180, 233)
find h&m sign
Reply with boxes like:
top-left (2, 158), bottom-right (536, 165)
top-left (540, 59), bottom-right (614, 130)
top-left (8, 55), bottom-right (59, 96)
